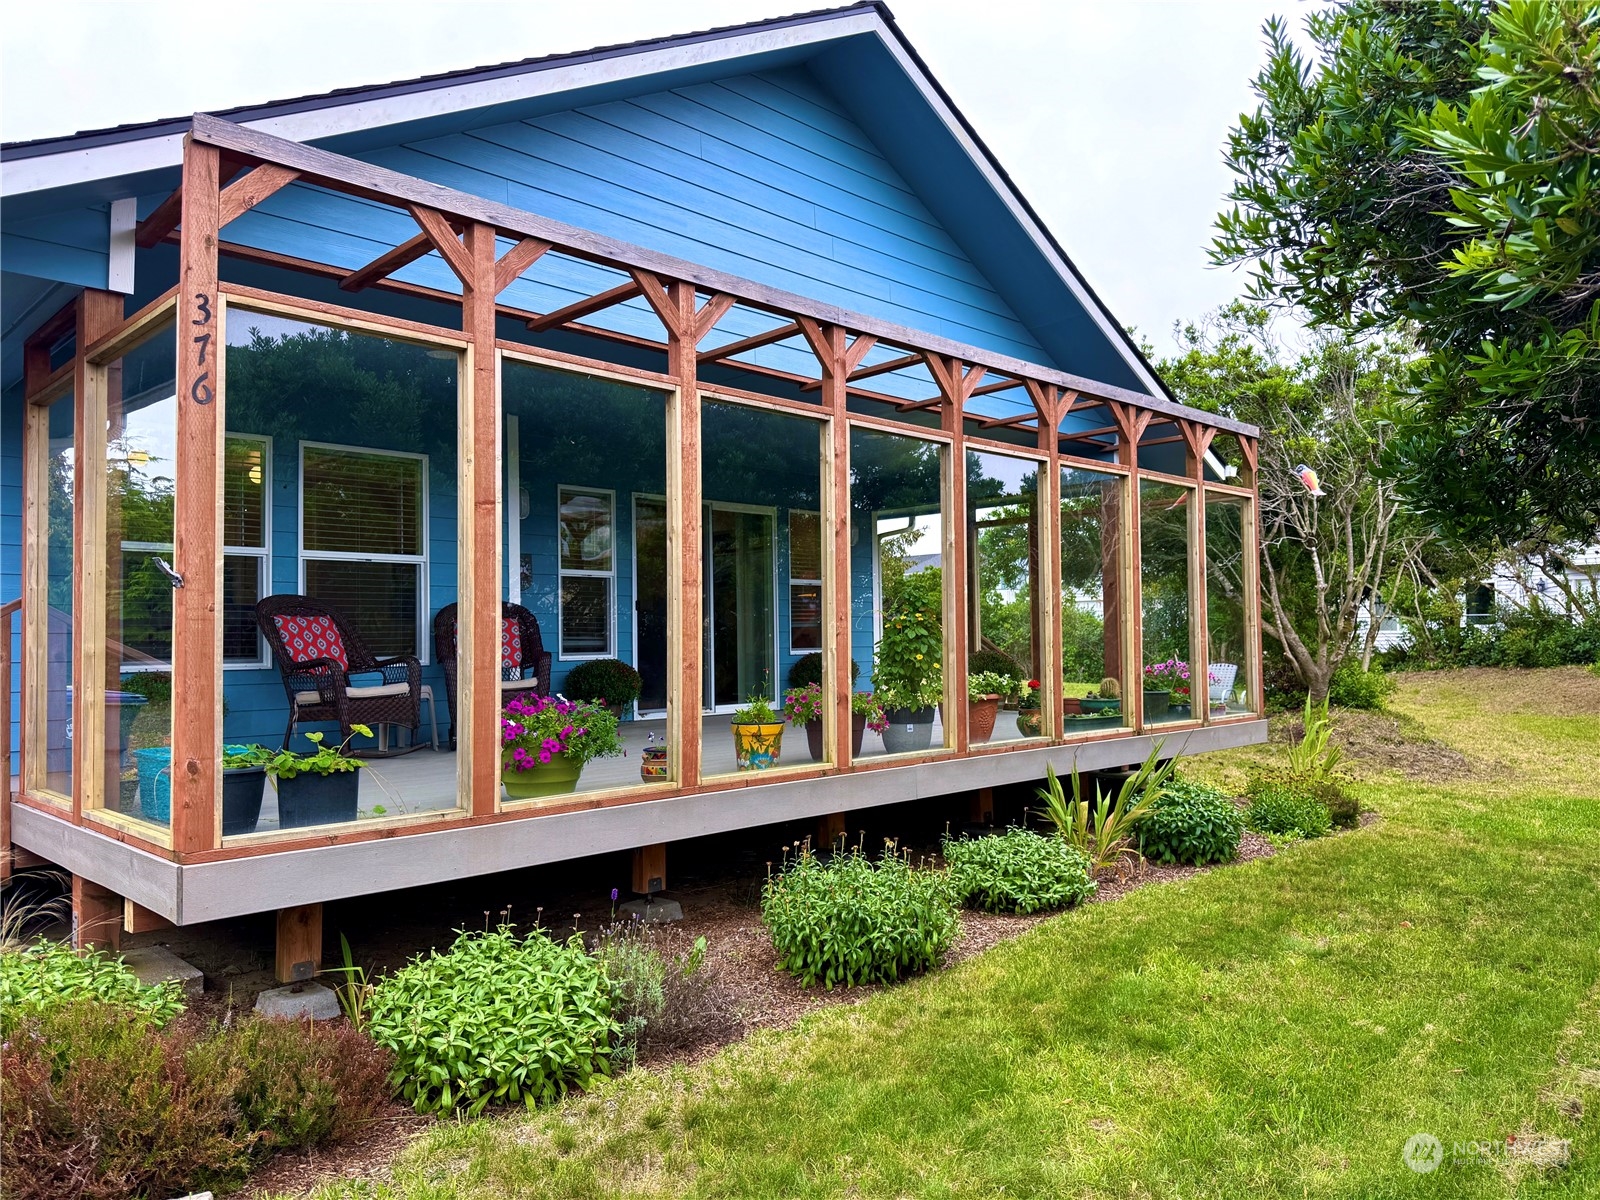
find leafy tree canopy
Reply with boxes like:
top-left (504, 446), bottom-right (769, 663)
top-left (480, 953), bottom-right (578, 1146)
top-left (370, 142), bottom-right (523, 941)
top-left (1214, 0), bottom-right (1600, 547)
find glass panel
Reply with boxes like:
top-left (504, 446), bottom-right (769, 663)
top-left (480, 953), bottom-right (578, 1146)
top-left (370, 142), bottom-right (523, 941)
top-left (967, 449), bottom-right (1043, 744)
top-left (104, 331), bottom-right (176, 831)
top-left (1139, 478), bottom-right (1196, 725)
top-left (703, 400), bottom-right (823, 778)
top-left (1205, 493), bottom-right (1254, 715)
top-left (222, 310), bottom-right (461, 835)
top-left (1061, 466), bottom-right (1130, 734)
top-left (851, 426), bottom-right (946, 760)
top-left (502, 358), bottom-right (670, 797)
top-left (302, 447), bottom-right (423, 557)
top-left (39, 395), bottom-right (75, 797)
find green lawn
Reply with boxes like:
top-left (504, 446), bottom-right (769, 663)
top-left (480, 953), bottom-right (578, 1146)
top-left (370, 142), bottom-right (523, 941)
top-left (302, 670), bottom-right (1600, 1200)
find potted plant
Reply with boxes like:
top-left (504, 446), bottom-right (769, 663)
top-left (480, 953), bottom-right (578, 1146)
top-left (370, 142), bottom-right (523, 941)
top-left (221, 743), bottom-right (272, 836)
top-left (1081, 676), bottom-right (1122, 715)
top-left (968, 648), bottom-right (1021, 708)
top-left (1014, 678), bottom-right (1043, 738)
top-left (640, 731), bottom-right (669, 780)
top-left (967, 670), bottom-right (1013, 743)
top-left (731, 693), bottom-right (784, 770)
top-left (877, 681), bottom-right (943, 753)
top-left (786, 652), bottom-right (860, 690)
top-left (1062, 690), bottom-right (1083, 716)
top-left (561, 657), bottom-right (643, 720)
top-left (1143, 659), bottom-right (1192, 719)
top-left (501, 694), bottom-right (622, 799)
top-left (783, 685), bottom-right (888, 761)
top-left (872, 602), bottom-right (942, 752)
top-left (265, 726), bottom-right (371, 829)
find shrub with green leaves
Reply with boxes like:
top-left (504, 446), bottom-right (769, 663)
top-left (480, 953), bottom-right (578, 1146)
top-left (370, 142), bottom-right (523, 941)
top-left (0, 940), bottom-right (185, 1035)
top-left (1327, 660), bottom-right (1396, 710)
top-left (762, 844), bottom-right (958, 989)
top-left (1245, 779), bottom-right (1333, 840)
top-left (368, 926), bottom-right (617, 1114)
top-left (942, 827), bottom-right (1095, 914)
top-left (1140, 779), bottom-right (1245, 866)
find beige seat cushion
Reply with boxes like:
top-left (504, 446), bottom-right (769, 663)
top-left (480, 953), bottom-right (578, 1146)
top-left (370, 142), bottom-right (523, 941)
top-left (294, 681), bottom-right (411, 706)
top-left (501, 677), bottom-right (539, 691)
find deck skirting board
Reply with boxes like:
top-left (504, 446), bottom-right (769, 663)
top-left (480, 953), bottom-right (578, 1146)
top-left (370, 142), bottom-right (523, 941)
top-left (14, 721), bottom-right (1265, 924)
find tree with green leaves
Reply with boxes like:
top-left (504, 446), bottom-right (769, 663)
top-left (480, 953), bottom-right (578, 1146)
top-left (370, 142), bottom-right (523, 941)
top-left (1214, 0), bottom-right (1600, 550)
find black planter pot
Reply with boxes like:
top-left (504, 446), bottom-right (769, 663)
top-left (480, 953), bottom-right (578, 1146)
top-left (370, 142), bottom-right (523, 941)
top-left (222, 766), bottom-right (266, 836)
top-left (881, 706), bottom-right (935, 755)
top-left (803, 715), bottom-right (869, 762)
top-left (274, 769), bottom-right (361, 829)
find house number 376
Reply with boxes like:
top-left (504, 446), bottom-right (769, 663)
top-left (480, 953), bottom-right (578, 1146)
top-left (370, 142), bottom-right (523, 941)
top-left (190, 292), bottom-right (214, 405)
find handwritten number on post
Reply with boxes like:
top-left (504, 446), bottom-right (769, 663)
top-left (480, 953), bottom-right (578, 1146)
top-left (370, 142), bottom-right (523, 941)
top-left (190, 294), bottom-right (214, 403)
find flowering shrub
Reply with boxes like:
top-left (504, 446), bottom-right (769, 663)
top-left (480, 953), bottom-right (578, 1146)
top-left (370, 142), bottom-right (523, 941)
top-left (501, 695), bottom-right (622, 773)
top-left (781, 684), bottom-right (889, 732)
top-left (1143, 658), bottom-right (1226, 701)
top-left (1017, 678), bottom-right (1043, 707)
top-left (874, 603), bottom-right (942, 708)
top-left (967, 670), bottom-right (1016, 702)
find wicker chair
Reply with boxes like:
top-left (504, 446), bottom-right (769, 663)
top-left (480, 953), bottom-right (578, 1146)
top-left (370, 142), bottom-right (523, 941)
top-left (432, 601), bottom-right (552, 747)
top-left (256, 594), bottom-right (423, 753)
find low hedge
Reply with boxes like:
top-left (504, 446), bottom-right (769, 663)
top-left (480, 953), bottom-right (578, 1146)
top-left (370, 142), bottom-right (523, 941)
top-left (1140, 779), bottom-right (1244, 866)
top-left (943, 827), bottom-right (1095, 913)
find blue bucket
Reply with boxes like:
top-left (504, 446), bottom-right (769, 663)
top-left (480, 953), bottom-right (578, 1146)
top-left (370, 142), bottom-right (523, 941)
top-left (133, 747), bottom-right (172, 824)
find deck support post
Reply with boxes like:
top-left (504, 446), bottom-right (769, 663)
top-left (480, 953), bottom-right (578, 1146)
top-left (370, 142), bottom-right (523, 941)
top-left (171, 136), bottom-right (223, 853)
top-left (815, 811), bottom-right (848, 849)
top-left (72, 875), bottom-right (122, 951)
top-left (632, 843), bottom-right (666, 896)
top-left (275, 902), bottom-right (323, 982)
top-left (968, 786), bottom-right (994, 826)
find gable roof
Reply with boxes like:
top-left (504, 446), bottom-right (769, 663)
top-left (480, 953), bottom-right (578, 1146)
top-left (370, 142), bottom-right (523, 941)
top-left (0, 3), bottom-right (1171, 400)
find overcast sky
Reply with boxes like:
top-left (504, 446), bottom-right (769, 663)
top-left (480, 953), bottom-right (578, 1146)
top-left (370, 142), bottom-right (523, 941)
top-left (1, 0), bottom-right (1302, 357)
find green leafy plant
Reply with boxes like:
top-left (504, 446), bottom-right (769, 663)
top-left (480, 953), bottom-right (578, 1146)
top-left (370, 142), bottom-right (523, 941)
top-left (368, 925), bottom-right (616, 1114)
top-left (787, 652), bottom-right (860, 690)
top-left (221, 743), bottom-right (273, 769)
top-left (501, 694), bottom-right (622, 771)
top-left (762, 840), bottom-right (958, 989)
top-left (1287, 694), bottom-right (1343, 782)
top-left (561, 657), bottom-right (643, 708)
top-left (265, 725), bottom-right (371, 779)
top-left (731, 693), bottom-right (779, 724)
top-left (782, 683), bottom-right (825, 725)
top-left (1245, 779), bottom-right (1333, 840)
top-left (967, 648), bottom-right (1021, 681)
top-left (874, 602), bottom-right (943, 709)
top-left (1327, 661), bottom-right (1395, 710)
top-left (324, 932), bottom-right (375, 1031)
top-left (1035, 743), bottom-right (1180, 872)
top-left (0, 940), bottom-right (185, 1035)
top-left (1139, 779), bottom-right (1244, 866)
top-left (942, 827), bottom-right (1096, 914)
top-left (967, 670), bottom-right (1015, 702)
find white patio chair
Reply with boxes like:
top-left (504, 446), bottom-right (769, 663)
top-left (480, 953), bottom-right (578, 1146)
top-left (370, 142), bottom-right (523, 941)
top-left (1209, 662), bottom-right (1239, 703)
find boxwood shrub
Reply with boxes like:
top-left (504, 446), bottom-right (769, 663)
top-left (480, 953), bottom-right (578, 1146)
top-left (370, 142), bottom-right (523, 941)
top-left (1139, 779), bottom-right (1245, 866)
top-left (368, 926), bottom-right (616, 1114)
top-left (943, 827), bottom-right (1096, 913)
top-left (1245, 779), bottom-right (1334, 839)
top-left (762, 845), bottom-right (958, 988)
top-left (0, 940), bottom-right (185, 1035)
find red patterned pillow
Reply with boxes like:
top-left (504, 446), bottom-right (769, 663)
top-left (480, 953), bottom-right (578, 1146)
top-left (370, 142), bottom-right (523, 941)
top-left (502, 616), bottom-right (523, 676)
top-left (273, 614), bottom-right (349, 672)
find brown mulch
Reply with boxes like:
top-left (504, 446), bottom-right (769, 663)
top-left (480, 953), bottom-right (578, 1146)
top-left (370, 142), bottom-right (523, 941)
top-left (242, 821), bottom-right (1289, 1197)
top-left (1328, 709), bottom-right (1474, 781)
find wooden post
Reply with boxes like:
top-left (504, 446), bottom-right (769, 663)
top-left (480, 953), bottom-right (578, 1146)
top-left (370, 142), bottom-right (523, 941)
top-left (969, 786), bottom-right (994, 825)
top-left (275, 902), bottom-right (323, 982)
top-left (1187, 423), bottom-right (1212, 723)
top-left (72, 875), bottom-right (122, 951)
top-left (1029, 383), bottom-right (1070, 740)
top-left (1112, 403), bottom-right (1153, 730)
top-left (461, 223), bottom-right (502, 816)
top-left (632, 842), bottom-right (666, 896)
top-left (926, 354), bottom-right (978, 754)
top-left (124, 899), bottom-right (174, 935)
top-left (815, 810), bottom-right (847, 848)
top-left (170, 137), bottom-right (222, 854)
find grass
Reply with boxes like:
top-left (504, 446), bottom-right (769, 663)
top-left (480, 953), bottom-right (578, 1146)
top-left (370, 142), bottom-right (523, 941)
top-left (294, 669), bottom-right (1599, 1199)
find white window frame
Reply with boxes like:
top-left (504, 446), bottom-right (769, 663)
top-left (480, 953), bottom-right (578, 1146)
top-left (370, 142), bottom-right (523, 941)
top-left (298, 440), bottom-right (431, 664)
top-left (787, 508), bottom-right (824, 656)
top-left (119, 430), bottom-right (274, 671)
top-left (557, 484), bottom-right (617, 660)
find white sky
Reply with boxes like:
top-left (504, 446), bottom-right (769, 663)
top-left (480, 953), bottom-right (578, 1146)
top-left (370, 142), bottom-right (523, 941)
top-left (1, 0), bottom-right (1302, 356)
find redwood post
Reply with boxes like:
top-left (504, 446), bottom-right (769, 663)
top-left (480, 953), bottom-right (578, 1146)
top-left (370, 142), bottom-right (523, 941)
top-left (72, 875), bottom-right (122, 951)
top-left (632, 843), bottom-right (666, 895)
top-left (170, 137), bottom-right (222, 854)
top-left (275, 902), bottom-right (323, 982)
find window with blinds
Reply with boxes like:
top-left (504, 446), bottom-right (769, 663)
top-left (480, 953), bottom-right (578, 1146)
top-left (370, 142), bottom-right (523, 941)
top-left (788, 509), bottom-right (822, 651)
top-left (301, 445), bottom-right (427, 658)
top-left (558, 487), bottom-right (614, 657)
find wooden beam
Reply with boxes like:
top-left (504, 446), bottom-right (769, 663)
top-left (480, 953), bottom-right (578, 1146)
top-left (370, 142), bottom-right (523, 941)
top-left (660, 279), bottom-right (701, 787)
top-left (632, 843), bottom-right (666, 895)
top-left (275, 902), bottom-right (323, 982)
top-left (170, 137), bottom-right (222, 855)
top-left (135, 184), bottom-right (184, 249)
top-left (217, 163), bottom-right (300, 228)
top-left (697, 320), bottom-right (800, 365)
top-left (974, 412), bottom-right (1039, 431)
top-left (407, 203), bottom-right (473, 284)
top-left (693, 292), bottom-right (738, 342)
top-left (528, 279), bottom-right (643, 333)
top-left (72, 876), bottom-right (122, 951)
top-left (966, 377), bottom-right (1026, 399)
top-left (798, 349), bottom-right (922, 391)
top-left (187, 116), bottom-right (1259, 440)
top-left (494, 236), bottom-right (552, 295)
top-left (463, 223), bottom-right (502, 817)
top-left (339, 230), bottom-right (438, 293)
top-left (124, 898), bottom-right (174, 934)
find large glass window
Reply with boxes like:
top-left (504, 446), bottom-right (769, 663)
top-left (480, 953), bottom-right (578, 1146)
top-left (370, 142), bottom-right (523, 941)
top-left (1061, 465), bottom-right (1130, 735)
top-left (223, 436), bottom-right (269, 666)
top-left (851, 426), bottom-right (947, 760)
top-left (702, 400), bottom-right (823, 778)
top-left (103, 330), bottom-right (176, 831)
top-left (1139, 478), bottom-right (1197, 725)
top-left (967, 449), bottom-right (1044, 744)
top-left (1205, 492), bottom-right (1254, 715)
top-left (37, 394), bottom-right (76, 798)
top-left (557, 487), bottom-right (615, 658)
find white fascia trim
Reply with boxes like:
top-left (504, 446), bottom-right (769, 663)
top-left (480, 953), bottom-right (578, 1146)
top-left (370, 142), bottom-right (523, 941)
top-left (1, 14), bottom-right (883, 199)
top-left (868, 31), bottom-right (1169, 399)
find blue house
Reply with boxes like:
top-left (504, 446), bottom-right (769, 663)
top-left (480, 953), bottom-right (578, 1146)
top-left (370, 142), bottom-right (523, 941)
top-left (1, 4), bottom-right (1263, 972)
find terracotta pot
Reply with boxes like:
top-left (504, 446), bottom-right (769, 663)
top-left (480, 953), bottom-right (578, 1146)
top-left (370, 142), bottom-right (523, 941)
top-left (732, 721), bottom-right (784, 770)
top-left (968, 695), bottom-right (1001, 743)
top-left (1062, 696), bottom-right (1083, 716)
top-left (1015, 708), bottom-right (1043, 738)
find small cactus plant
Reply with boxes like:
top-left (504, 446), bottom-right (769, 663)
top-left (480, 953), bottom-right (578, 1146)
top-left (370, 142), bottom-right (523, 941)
top-left (1098, 677), bottom-right (1121, 700)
